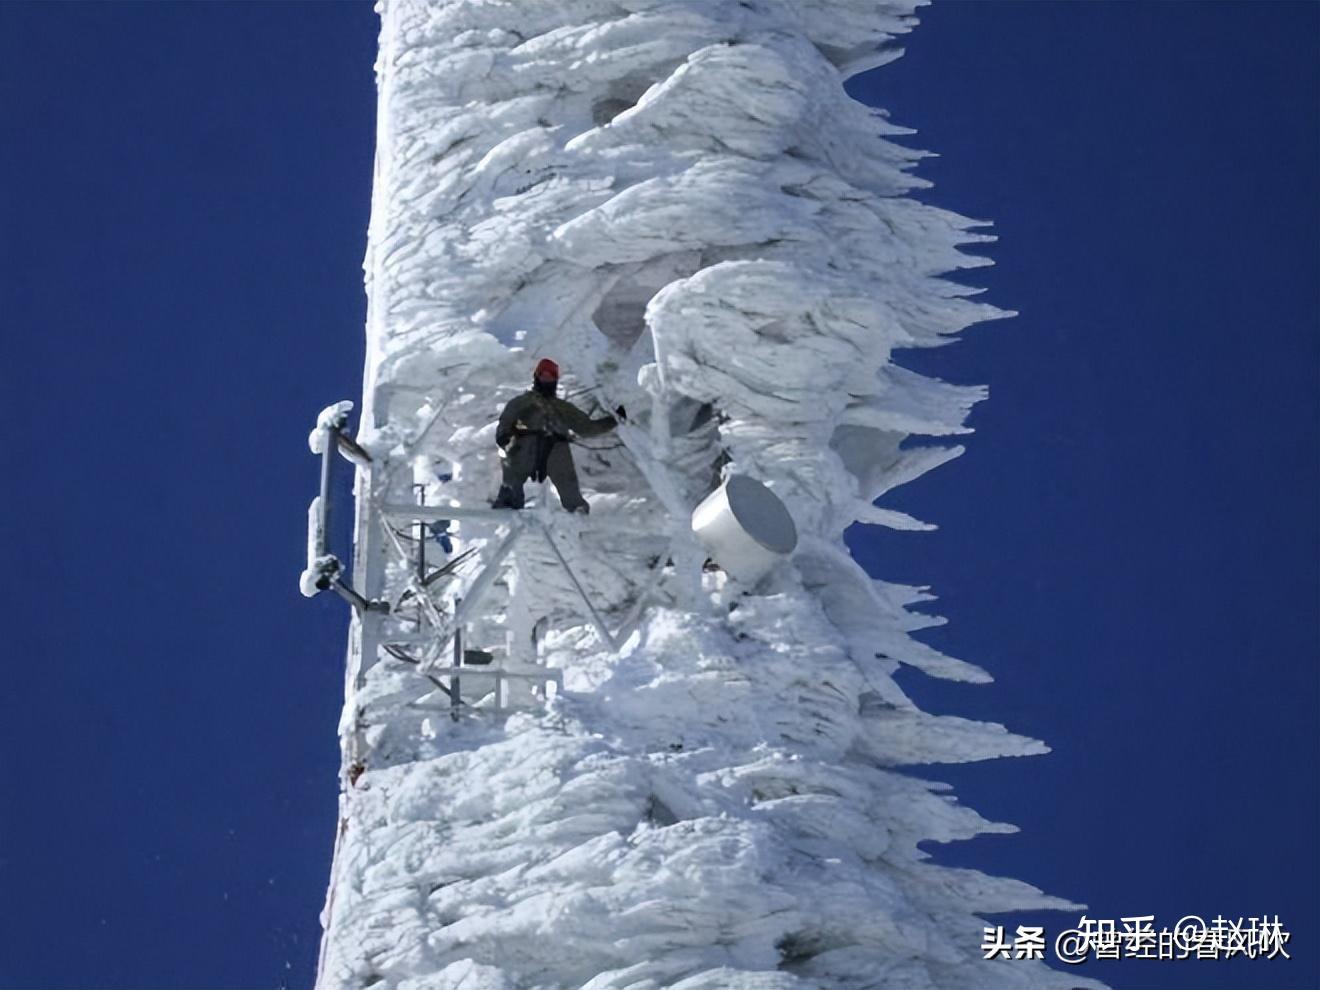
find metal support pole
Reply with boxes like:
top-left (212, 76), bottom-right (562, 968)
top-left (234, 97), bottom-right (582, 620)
top-left (414, 484), bottom-right (426, 582)
top-left (451, 602), bottom-right (462, 722)
top-left (447, 523), bottom-right (524, 632)
top-left (317, 427), bottom-right (335, 558)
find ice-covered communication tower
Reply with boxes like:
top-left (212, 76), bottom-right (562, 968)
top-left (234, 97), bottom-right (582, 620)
top-left (308, 2), bottom-right (1100, 987)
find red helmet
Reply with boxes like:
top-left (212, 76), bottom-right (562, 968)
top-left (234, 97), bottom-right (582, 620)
top-left (533, 358), bottom-right (560, 382)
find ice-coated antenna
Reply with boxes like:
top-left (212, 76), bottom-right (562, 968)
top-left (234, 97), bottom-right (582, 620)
top-left (299, 400), bottom-right (387, 614)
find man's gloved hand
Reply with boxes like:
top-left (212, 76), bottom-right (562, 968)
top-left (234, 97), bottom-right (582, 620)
top-left (496, 430), bottom-right (512, 449)
top-left (615, 405), bottom-right (627, 422)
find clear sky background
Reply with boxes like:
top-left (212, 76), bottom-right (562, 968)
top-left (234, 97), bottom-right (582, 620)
top-left (0, 3), bottom-right (1315, 989)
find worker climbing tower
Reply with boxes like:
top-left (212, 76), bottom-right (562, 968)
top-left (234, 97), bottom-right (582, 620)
top-left (309, 2), bottom-right (1102, 988)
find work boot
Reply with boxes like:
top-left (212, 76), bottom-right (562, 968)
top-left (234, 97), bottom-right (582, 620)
top-left (492, 485), bottom-right (524, 510)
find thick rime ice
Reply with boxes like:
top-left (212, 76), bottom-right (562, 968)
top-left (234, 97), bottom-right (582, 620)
top-left (317, 2), bottom-right (1099, 988)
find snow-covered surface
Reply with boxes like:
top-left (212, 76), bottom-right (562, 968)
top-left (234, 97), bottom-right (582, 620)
top-left (311, 400), bottom-right (356, 454)
top-left (317, 2), bottom-right (1099, 987)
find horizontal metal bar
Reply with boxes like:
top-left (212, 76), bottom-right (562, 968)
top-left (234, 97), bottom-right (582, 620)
top-left (332, 579), bottom-right (373, 613)
top-left (335, 432), bottom-right (372, 467)
top-left (380, 633), bottom-right (446, 647)
top-left (425, 666), bottom-right (562, 683)
top-left (382, 503), bottom-right (522, 523)
top-left (381, 503), bottom-right (662, 535)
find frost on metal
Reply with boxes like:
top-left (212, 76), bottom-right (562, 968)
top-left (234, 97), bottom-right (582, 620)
top-left (316, 2), bottom-right (1098, 988)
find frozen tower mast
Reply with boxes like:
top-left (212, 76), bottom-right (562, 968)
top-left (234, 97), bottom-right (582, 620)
top-left (309, 2), bottom-right (1099, 988)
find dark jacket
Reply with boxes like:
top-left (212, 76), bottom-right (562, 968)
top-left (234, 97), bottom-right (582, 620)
top-left (496, 391), bottom-right (617, 447)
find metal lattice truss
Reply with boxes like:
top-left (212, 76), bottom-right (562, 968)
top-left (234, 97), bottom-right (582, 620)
top-left (304, 400), bottom-right (690, 726)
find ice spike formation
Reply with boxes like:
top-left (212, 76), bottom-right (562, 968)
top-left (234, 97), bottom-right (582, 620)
top-left (314, 2), bottom-right (1101, 988)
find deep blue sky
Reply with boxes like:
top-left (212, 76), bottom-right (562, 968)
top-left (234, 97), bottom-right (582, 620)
top-left (1, 3), bottom-right (1315, 989)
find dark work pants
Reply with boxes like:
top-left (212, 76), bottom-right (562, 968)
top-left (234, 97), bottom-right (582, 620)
top-left (501, 436), bottom-right (587, 512)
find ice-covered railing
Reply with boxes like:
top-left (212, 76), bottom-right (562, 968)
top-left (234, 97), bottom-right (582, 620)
top-left (314, 2), bottom-right (1103, 988)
